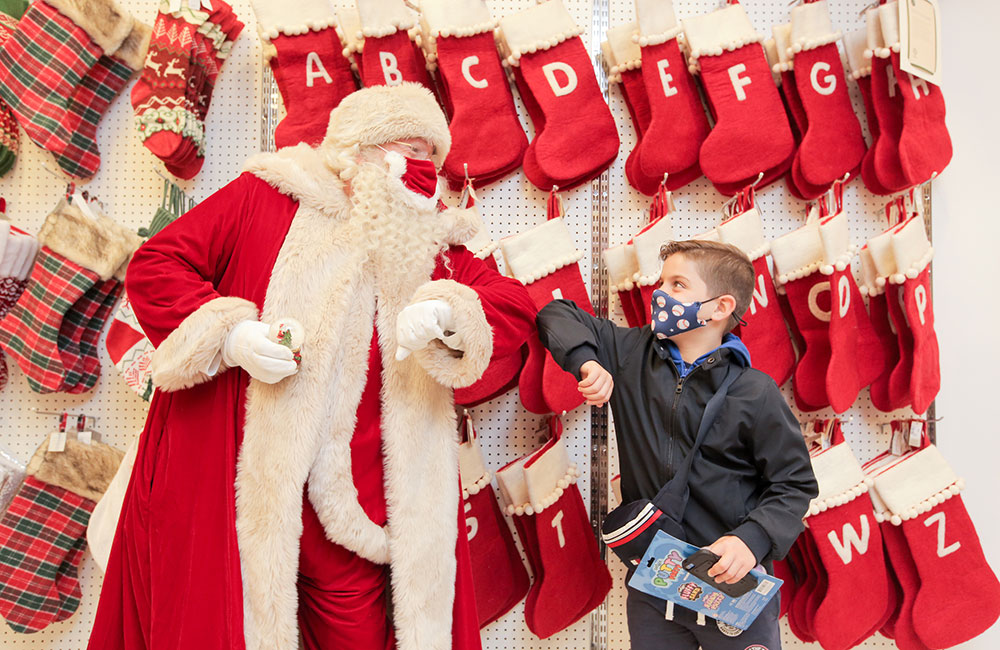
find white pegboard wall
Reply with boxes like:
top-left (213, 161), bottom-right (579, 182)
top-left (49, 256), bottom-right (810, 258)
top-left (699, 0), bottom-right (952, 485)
top-left (0, 1), bottom-right (929, 650)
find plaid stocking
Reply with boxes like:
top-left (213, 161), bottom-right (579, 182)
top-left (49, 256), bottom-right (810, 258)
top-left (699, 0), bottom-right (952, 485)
top-left (0, 0), bottom-right (134, 158)
top-left (0, 227), bottom-right (38, 390)
top-left (0, 201), bottom-right (139, 393)
top-left (0, 438), bottom-right (124, 633)
top-left (0, 0), bottom-right (27, 176)
top-left (52, 21), bottom-right (148, 178)
top-left (63, 274), bottom-right (124, 393)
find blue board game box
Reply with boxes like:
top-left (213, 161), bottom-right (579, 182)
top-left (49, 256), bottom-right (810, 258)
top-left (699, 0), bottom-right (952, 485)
top-left (627, 530), bottom-right (782, 630)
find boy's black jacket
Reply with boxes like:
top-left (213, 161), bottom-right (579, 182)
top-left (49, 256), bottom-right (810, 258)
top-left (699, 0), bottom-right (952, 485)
top-left (537, 299), bottom-right (818, 565)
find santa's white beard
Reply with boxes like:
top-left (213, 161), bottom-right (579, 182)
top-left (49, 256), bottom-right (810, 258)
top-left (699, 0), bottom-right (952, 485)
top-left (348, 161), bottom-right (448, 293)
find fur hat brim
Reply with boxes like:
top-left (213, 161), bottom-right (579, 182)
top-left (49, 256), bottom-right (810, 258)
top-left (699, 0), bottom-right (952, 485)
top-left (321, 83), bottom-right (451, 167)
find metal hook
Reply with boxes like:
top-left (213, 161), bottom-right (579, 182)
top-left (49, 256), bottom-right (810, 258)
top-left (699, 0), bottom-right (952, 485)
top-left (30, 407), bottom-right (99, 426)
top-left (859, 0), bottom-right (880, 18)
top-left (748, 171), bottom-right (765, 190)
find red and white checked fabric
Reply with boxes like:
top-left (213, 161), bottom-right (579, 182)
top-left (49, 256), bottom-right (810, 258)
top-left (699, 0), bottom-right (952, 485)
top-left (0, 246), bottom-right (101, 393)
top-left (0, 475), bottom-right (95, 633)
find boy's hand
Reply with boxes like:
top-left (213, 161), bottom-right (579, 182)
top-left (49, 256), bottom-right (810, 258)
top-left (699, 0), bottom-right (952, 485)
top-left (579, 360), bottom-right (613, 407)
top-left (706, 535), bottom-right (756, 584)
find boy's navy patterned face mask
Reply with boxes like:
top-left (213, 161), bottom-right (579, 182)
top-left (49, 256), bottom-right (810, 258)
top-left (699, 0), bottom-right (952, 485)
top-left (649, 288), bottom-right (720, 339)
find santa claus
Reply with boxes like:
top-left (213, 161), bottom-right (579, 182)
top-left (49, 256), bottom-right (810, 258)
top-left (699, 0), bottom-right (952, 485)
top-left (88, 83), bottom-right (535, 650)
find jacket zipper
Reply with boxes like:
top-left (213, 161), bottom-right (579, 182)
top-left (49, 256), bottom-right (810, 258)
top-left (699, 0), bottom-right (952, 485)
top-left (668, 361), bottom-right (710, 479)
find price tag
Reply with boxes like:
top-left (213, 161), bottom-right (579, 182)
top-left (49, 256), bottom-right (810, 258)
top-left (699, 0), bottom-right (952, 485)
top-left (77, 430), bottom-right (93, 445)
top-left (48, 430), bottom-right (67, 453)
top-left (908, 420), bottom-right (925, 448)
top-left (890, 422), bottom-right (908, 456)
top-left (899, 0), bottom-right (942, 85)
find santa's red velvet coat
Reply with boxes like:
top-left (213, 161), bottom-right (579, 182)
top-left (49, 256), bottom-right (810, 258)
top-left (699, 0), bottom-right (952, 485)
top-left (87, 144), bottom-right (535, 650)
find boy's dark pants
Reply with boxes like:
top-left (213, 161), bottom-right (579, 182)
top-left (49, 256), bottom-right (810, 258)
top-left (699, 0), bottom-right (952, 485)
top-left (626, 586), bottom-right (781, 650)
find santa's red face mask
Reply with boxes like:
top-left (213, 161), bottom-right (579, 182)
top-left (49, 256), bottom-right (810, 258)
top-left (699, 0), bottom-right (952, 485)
top-left (377, 144), bottom-right (440, 199)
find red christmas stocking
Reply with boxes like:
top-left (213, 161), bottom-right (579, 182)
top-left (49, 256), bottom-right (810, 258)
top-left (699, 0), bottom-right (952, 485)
top-left (859, 228), bottom-right (908, 412)
top-left (767, 25), bottom-right (807, 144)
top-left (499, 0), bottom-right (618, 190)
top-left (866, 448), bottom-right (928, 650)
top-left (683, 3), bottom-right (794, 188)
top-left (631, 214), bottom-right (674, 324)
top-left (874, 444), bottom-right (1000, 648)
top-left (356, 0), bottom-right (432, 89)
top-left (868, 8), bottom-right (911, 193)
top-left (806, 438), bottom-right (890, 650)
top-left (891, 217), bottom-right (939, 414)
top-left (421, 0), bottom-right (526, 190)
top-left (604, 22), bottom-right (657, 196)
top-left (790, 526), bottom-right (824, 642)
top-left (880, 4), bottom-right (952, 185)
top-left (772, 558), bottom-right (794, 619)
top-left (718, 205), bottom-right (795, 386)
top-left (501, 213), bottom-right (592, 415)
top-left (788, 1), bottom-right (866, 188)
top-left (603, 242), bottom-right (642, 329)
top-left (819, 213), bottom-right (888, 413)
top-left (843, 21), bottom-right (893, 196)
top-left (251, 0), bottom-right (357, 148)
top-left (459, 416), bottom-right (529, 627)
top-left (498, 426), bottom-right (610, 639)
top-left (783, 543), bottom-right (814, 641)
top-left (633, 0), bottom-right (708, 189)
top-left (771, 217), bottom-right (831, 409)
top-left (885, 282), bottom-right (915, 409)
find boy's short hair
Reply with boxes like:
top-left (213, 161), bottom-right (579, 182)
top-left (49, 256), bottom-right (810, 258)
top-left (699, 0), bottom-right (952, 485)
top-left (659, 240), bottom-right (755, 332)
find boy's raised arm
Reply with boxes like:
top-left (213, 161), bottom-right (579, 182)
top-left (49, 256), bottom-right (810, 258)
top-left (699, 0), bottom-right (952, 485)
top-left (536, 299), bottom-right (631, 380)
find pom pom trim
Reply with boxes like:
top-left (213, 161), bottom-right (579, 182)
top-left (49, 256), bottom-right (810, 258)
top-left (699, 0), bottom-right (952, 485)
top-left (788, 31), bottom-right (842, 56)
top-left (512, 249), bottom-right (585, 285)
top-left (258, 16), bottom-right (340, 41)
top-left (633, 25), bottom-right (683, 48)
top-left (462, 472), bottom-right (492, 500)
top-left (504, 24), bottom-right (586, 66)
top-left (504, 464), bottom-right (580, 516)
top-left (807, 480), bottom-right (872, 517)
top-left (885, 478), bottom-right (965, 525)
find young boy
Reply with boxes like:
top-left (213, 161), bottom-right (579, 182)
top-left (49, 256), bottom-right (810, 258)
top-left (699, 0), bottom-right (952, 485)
top-left (536, 239), bottom-right (817, 650)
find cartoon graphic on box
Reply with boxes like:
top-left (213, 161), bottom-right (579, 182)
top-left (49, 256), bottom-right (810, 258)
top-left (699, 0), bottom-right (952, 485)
top-left (629, 530), bottom-right (783, 631)
top-left (703, 591), bottom-right (725, 610)
top-left (679, 583), bottom-right (703, 601)
top-left (652, 550), bottom-right (685, 587)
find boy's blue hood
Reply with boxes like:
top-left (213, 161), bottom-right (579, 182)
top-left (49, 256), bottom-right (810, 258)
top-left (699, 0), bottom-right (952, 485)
top-left (657, 332), bottom-right (752, 376)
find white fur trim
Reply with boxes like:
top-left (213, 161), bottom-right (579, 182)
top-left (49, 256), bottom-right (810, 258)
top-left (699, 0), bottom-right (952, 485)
top-left (37, 200), bottom-right (142, 281)
top-left (245, 144), bottom-right (352, 219)
top-left (695, 228), bottom-right (721, 242)
top-left (356, 0), bottom-right (416, 38)
top-left (499, 218), bottom-right (585, 285)
top-left (150, 296), bottom-right (259, 392)
top-left (682, 4), bottom-right (763, 67)
top-left (321, 83), bottom-right (452, 167)
top-left (770, 220), bottom-right (825, 285)
top-left (874, 446), bottom-right (963, 525)
top-left (633, 216), bottom-right (675, 287)
top-left (879, 1), bottom-right (901, 52)
top-left (890, 216), bottom-right (933, 284)
top-left (250, 0), bottom-right (339, 41)
top-left (603, 243), bottom-right (638, 292)
top-left (718, 206), bottom-right (769, 261)
top-left (523, 437), bottom-right (579, 514)
top-left (112, 20), bottom-right (150, 71)
top-left (419, 0), bottom-right (495, 39)
top-left (336, 7), bottom-right (364, 59)
top-left (806, 442), bottom-right (870, 517)
top-left (237, 154), bottom-right (461, 650)
top-left (46, 0), bottom-right (135, 56)
top-left (607, 23), bottom-right (641, 77)
top-left (458, 421), bottom-right (490, 497)
top-left (634, 0), bottom-right (680, 47)
top-left (409, 279), bottom-right (493, 388)
top-left (818, 212), bottom-right (856, 275)
top-left (788, 0), bottom-right (841, 56)
top-left (845, 27), bottom-right (871, 78)
top-left (497, 0), bottom-right (584, 67)
top-left (771, 23), bottom-right (794, 72)
top-left (866, 8), bottom-right (889, 59)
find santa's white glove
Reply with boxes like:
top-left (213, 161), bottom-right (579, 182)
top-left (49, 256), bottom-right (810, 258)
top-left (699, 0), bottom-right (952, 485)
top-left (222, 320), bottom-right (298, 384)
top-left (395, 299), bottom-right (465, 361)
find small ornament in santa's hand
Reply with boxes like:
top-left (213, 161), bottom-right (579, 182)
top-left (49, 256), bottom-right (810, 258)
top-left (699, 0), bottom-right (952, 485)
top-left (269, 318), bottom-right (304, 365)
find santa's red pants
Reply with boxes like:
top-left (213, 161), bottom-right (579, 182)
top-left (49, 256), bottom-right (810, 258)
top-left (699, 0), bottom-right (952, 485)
top-left (297, 494), bottom-right (395, 650)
